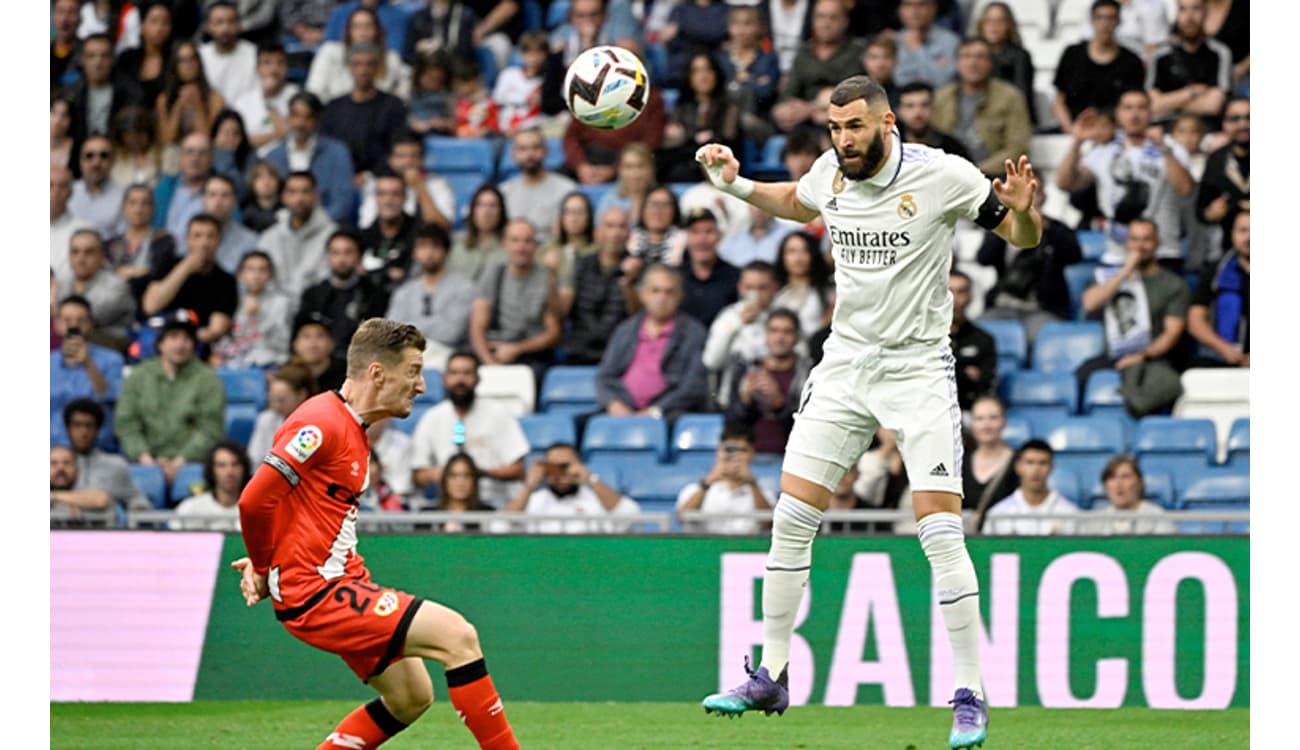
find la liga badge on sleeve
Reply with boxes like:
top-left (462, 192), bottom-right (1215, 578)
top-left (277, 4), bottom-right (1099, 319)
top-left (285, 425), bottom-right (324, 463)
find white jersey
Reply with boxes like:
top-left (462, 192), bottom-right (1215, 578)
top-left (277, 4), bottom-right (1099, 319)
top-left (796, 133), bottom-right (992, 349)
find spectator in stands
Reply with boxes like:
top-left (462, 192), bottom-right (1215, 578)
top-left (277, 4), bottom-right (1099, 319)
top-left (1171, 113), bottom-right (1214, 268)
top-left (403, 0), bottom-right (477, 64)
top-left (386, 223), bottom-right (477, 366)
top-left (1196, 96), bottom-right (1249, 257)
top-left (448, 184), bottom-right (508, 281)
top-left (279, 0), bottom-right (329, 50)
top-left (1204, 0), bottom-right (1249, 91)
top-left (678, 208), bottom-right (741, 328)
top-left (291, 311), bottom-right (347, 391)
top-left (931, 38), bottom-right (1031, 178)
top-left (52, 96), bottom-right (76, 174)
top-left (764, 0), bottom-right (815, 75)
top-left (406, 50), bottom-right (457, 137)
top-left (51, 0), bottom-right (82, 91)
top-left (566, 206), bottom-right (637, 365)
top-left (210, 110), bottom-right (256, 197)
top-left (725, 309), bottom-right (810, 452)
top-left (976, 187), bottom-right (1083, 341)
top-left (1057, 90), bottom-right (1194, 268)
top-left (660, 53), bottom-right (741, 184)
top-left (1148, 0), bottom-right (1232, 121)
top-left (115, 3), bottom-right (174, 109)
top-left (974, 1), bottom-right (1037, 126)
top-left (50, 446), bottom-right (92, 526)
top-left (108, 106), bottom-right (164, 188)
top-left (550, 0), bottom-right (642, 68)
top-left (542, 192), bottom-right (598, 314)
top-left (628, 186), bottom-right (687, 268)
top-left (772, 231), bottom-right (833, 338)
top-left (52, 164), bottom-right (94, 284)
top-left (61, 399), bottom-right (147, 512)
top-left (824, 463), bottom-right (878, 534)
top-left (240, 160), bottom-right (283, 233)
top-left (947, 270), bottom-right (997, 412)
top-left (1188, 209), bottom-right (1248, 368)
top-left (562, 79), bottom-right (666, 186)
top-left (143, 214), bottom-right (237, 346)
top-left (506, 442), bottom-right (639, 533)
top-left (661, 0), bottom-right (730, 88)
top-left (703, 261), bottom-right (781, 387)
top-left (676, 421), bottom-right (774, 534)
top-left (203, 174), bottom-right (259, 274)
top-left (771, 0), bottom-right (865, 134)
top-left (359, 171), bottom-right (418, 292)
top-left (298, 228), bottom-right (390, 355)
top-left (596, 143), bottom-right (657, 227)
top-left (862, 33), bottom-right (901, 109)
top-left (109, 185), bottom-right (175, 303)
top-left (212, 250), bottom-right (293, 370)
top-left (69, 135), bottom-right (125, 239)
top-left (365, 417), bottom-right (416, 510)
top-left (719, 205), bottom-right (798, 269)
top-left (155, 131), bottom-right (213, 242)
top-left (308, 7), bottom-right (409, 104)
top-left (500, 128), bottom-right (577, 245)
top-left (597, 263), bottom-right (710, 419)
top-left (171, 439), bottom-right (250, 531)
top-left (981, 439), bottom-right (1080, 535)
top-left (1081, 453), bottom-right (1176, 534)
top-left (116, 312), bottom-right (225, 487)
top-left (233, 42), bottom-right (298, 158)
top-left (1077, 219), bottom-right (1190, 417)
top-left (265, 92), bottom-right (355, 225)
top-left (493, 31), bottom-right (550, 135)
top-left (359, 132), bottom-right (455, 230)
top-left (198, 2), bottom-right (258, 106)
top-left (1074, 0), bottom-right (1169, 64)
top-left (324, 0), bottom-right (410, 55)
top-left (257, 170), bottom-right (338, 300)
top-left (450, 58), bottom-right (500, 138)
top-left (962, 395), bottom-right (1018, 514)
top-left (895, 82), bottom-right (970, 160)
top-left (64, 33), bottom-right (143, 149)
top-left (1052, 0), bottom-right (1147, 134)
top-left (51, 296), bottom-right (124, 449)
top-left (892, 0), bottom-right (961, 88)
top-left (432, 453), bottom-right (496, 530)
top-left (411, 350), bottom-right (530, 507)
top-left (319, 42), bottom-right (409, 176)
top-left (155, 40), bottom-right (225, 147)
top-left (55, 230), bottom-right (134, 351)
top-left (716, 5), bottom-right (781, 131)
top-left (469, 220), bottom-right (562, 380)
top-left (246, 358), bottom-right (317, 464)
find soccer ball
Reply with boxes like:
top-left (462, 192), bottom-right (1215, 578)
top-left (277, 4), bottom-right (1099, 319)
top-left (563, 46), bottom-right (649, 130)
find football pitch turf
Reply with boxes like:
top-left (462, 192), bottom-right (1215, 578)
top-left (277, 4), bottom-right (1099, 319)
top-left (52, 701), bottom-right (1249, 749)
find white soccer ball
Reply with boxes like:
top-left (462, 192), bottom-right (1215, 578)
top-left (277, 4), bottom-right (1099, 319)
top-left (563, 46), bottom-right (650, 130)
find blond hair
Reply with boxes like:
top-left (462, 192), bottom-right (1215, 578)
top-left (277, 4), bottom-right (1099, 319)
top-left (346, 319), bottom-right (427, 380)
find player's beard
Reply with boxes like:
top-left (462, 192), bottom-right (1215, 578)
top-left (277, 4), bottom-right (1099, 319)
top-left (837, 127), bottom-right (888, 181)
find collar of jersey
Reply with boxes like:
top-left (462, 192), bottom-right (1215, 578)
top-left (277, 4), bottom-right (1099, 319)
top-left (859, 128), bottom-right (905, 190)
top-left (332, 389), bottom-right (368, 430)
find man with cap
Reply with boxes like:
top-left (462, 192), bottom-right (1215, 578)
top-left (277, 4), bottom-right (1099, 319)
top-left (677, 207), bottom-right (741, 329)
top-left (115, 309), bottom-right (227, 489)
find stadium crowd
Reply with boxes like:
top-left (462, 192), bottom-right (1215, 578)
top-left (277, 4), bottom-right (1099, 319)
top-left (50, 0), bottom-right (1249, 535)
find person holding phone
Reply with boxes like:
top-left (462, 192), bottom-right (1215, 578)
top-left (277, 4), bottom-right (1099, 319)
top-left (504, 443), bottom-right (637, 533)
top-left (675, 422), bottom-right (773, 535)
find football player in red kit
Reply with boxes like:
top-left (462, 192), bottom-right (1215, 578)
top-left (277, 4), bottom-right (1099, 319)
top-left (232, 319), bottom-right (520, 750)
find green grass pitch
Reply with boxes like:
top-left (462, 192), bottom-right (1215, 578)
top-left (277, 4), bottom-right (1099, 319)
top-left (52, 701), bottom-right (1248, 749)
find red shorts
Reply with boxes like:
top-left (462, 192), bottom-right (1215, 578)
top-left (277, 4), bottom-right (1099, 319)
top-left (276, 577), bottom-right (422, 682)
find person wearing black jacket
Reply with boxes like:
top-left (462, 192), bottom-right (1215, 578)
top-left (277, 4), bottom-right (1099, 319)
top-left (297, 228), bottom-right (390, 356)
top-left (1195, 96), bottom-right (1249, 258)
top-left (948, 270), bottom-right (997, 413)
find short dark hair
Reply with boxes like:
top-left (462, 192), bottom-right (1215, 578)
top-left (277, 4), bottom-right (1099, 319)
top-left (203, 173), bottom-right (238, 195)
top-left (289, 91), bottom-right (324, 117)
top-left (188, 213), bottom-right (223, 234)
top-left (782, 130), bottom-right (822, 158)
top-left (721, 421), bottom-right (755, 445)
top-left (446, 349), bottom-right (481, 371)
top-left (58, 294), bottom-right (94, 317)
top-left (767, 307), bottom-right (801, 333)
top-left (203, 439), bottom-right (252, 492)
top-left (285, 170), bottom-right (317, 188)
top-left (949, 268), bottom-right (971, 286)
top-left (545, 441), bottom-right (579, 455)
top-left (63, 398), bottom-right (105, 432)
top-left (391, 129), bottom-right (423, 152)
top-left (415, 223), bottom-right (451, 249)
top-left (327, 227), bottom-right (363, 253)
top-left (208, 0), bottom-right (239, 16)
top-left (741, 260), bottom-right (779, 281)
top-left (898, 81), bottom-right (935, 100)
top-left (238, 249), bottom-right (274, 274)
top-left (1117, 87), bottom-right (1151, 104)
top-left (82, 32), bottom-right (113, 50)
top-left (256, 40), bottom-right (286, 59)
top-left (959, 37), bottom-right (992, 54)
top-left (829, 75), bottom-right (890, 109)
top-left (1091, 0), bottom-right (1121, 16)
top-left (1017, 439), bottom-right (1054, 461)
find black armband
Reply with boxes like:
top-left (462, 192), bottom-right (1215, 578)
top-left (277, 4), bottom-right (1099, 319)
top-left (974, 184), bottom-right (1009, 230)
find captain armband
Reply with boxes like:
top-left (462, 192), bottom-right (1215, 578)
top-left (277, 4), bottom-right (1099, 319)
top-left (974, 185), bottom-right (1009, 230)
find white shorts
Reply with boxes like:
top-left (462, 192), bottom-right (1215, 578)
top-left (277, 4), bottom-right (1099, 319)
top-left (784, 336), bottom-right (964, 496)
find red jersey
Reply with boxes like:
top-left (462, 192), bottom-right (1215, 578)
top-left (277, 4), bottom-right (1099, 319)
top-left (239, 391), bottom-right (373, 615)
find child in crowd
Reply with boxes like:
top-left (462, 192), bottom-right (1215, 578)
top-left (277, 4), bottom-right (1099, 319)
top-left (452, 58), bottom-right (499, 138)
top-left (407, 50), bottom-right (457, 137)
top-left (492, 30), bottom-right (548, 136)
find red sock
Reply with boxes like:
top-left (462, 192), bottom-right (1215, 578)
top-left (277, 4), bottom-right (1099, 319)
top-left (316, 698), bottom-right (407, 749)
top-left (447, 659), bottom-right (519, 750)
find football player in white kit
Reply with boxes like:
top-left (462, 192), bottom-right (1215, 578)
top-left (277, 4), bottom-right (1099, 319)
top-left (696, 76), bottom-right (1042, 749)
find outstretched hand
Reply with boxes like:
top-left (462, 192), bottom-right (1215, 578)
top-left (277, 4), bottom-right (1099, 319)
top-left (231, 557), bottom-right (269, 607)
top-left (695, 143), bottom-right (740, 187)
top-left (992, 155), bottom-right (1039, 214)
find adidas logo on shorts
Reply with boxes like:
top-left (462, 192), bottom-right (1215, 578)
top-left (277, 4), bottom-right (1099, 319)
top-left (930, 463), bottom-right (948, 477)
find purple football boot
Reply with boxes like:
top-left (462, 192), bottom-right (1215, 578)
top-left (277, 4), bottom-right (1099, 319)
top-left (701, 656), bottom-right (789, 718)
top-left (948, 688), bottom-right (989, 748)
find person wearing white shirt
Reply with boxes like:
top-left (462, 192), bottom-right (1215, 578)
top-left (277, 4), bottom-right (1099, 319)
top-left (358, 133), bottom-right (456, 231)
top-left (68, 135), bottom-right (126, 240)
top-left (982, 440), bottom-right (1081, 536)
top-left (233, 42), bottom-right (300, 157)
top-left (368, 417), bottom-right (416, 507)
top-left (51, 165), bottom-right (95, 284)
top-left (701, 261), bottom-right (781, 377)
top-left (1081, 454), bottom-right (1176, 535)
top-left (676, 423), bottom-right (774, 535)
top-left (410, 351), bottom-right (529, 507)
top-left (170, 440), bottom-right (250, 531)
top-left (504, 444), bottom-right (640, 534)
top-left (198, 2), bottom-right (259, 106)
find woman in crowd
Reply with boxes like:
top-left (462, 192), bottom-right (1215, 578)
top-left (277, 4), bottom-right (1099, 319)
top-left (772, 231), bottom-right (834, 339)
top-left (108, 184), bottom-right (176, 304)
top-left (447, 184), bottom-right (509, 280)
top-left (240, 160), bottom-right (284, 234)
top-left (155, 39), bottom-right (225, 146)
top-left (715, 4), bottom-right (781, 138)
top-left (974, 1), bottom-right (1037, 126)
top-left (595, 143), bottom-right (657, 228)
top-left (964, 395), bottom-right (1019, 517)
top-left (116, 1), bottom-right (173, 107)
top-left (306, 6), bottom-right (410, 102)
top-left (109, 106), bottom-right (165, 187)
top-left (245, 359), bottom-right (319, 467)
top-left (541, 190), bottom-right (598, 313)
top-left (627, 185), bottom-right (686, 266)
top-left (51, 96), bottom-right (76, 173)
top-left (658, 52), bottom-right (741, 184)
top-left (434, 453), bottom-right (496, 532)
top-left (211, 250), bottom-right (293, 371)
top-left (210, 109), bottom-right (255, 197)
top-left (1083, 454), bottom-right (1176, 535)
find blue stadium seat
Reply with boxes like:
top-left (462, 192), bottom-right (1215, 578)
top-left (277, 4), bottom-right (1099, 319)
top-left (1175, 468), bottom-right (1250, 533)
top-left (582, 415), bottom-right (668, 462)
top-left (540, 366), bottom-right (599, 412)
top-left (747, 135), bottom-right (789, 180)
top-left (644, 42), bottom-right (669, 85)
top-left (1048, 468), bottom-right (1081, 506)
top-left (521, 0), bottom-right (543, 31)
top-left (546, 0), bottom-right (570, 28)
top-left (1032, 321), bottom-right (1104, 373)
top-left (219, 367), bottom-right (267, 409)
top-left (1001, 413), bottom-right (1033, 448)
top-left (171, 463), bottom-right (207, 504)
top-left (445, 173), bottom-right (487, 229)
top-left (1052, 454), bottom-right (1112, 494)
top-left (1134, 416), bottom-right (1217, 477)
top-left (1077, 230), bottom-right (1106, 261)
top-left (577, 182), bottom-right (614, 210)
top-left (1000, 370), bottom-right (1077, 421)
top-left (976, 319), bottom-right (1027, 372)
top-left (671, 413), bottom-right (724, 458)
top-left (1063, 262), bottom-right (1097, 320)
top-left (128, 463), bottom-right (167, 510)
top-left (1043, 415), bottom-right (1126, 455)
top-left (415, 369), bottom-right (445, 404)
top-left (668, 182), bottom-right (694, 201)
top-left (1082, 369), bottom-right (1122, 414)
top-left (475, 45), bottom-right (499, 89)
top-left (497, 137), bottom-right (566, 182)
top-left (661, 88), bottom-right (679, 115)
top-left (519, 413), bottom-right (577, 453)
top-left (96, 403), bottom-right (120, 454)
top-left (424, 137), bottom-right (496, 179)
top-left (1085, 469), bottom-right (1175, 510)
top-left (1226, 418), bottom-right (1249, 469)
top-left (224, 403), bottom-right (260, 447)
top-left (392, 401), bottom-right (434, 435)
top-left (623, 460), bottom-right (702, 506)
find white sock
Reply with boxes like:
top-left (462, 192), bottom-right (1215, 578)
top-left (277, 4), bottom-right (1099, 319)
top-left (759, 494), bottom-right (823, 678)
top-left (917, 512), bottom-right (983, 699)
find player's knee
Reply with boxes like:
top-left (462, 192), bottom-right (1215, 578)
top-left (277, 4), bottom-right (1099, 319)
top-left (445, 617), bottom-right (482, 663)
top-left (386, 683), bottom-right (434, 722)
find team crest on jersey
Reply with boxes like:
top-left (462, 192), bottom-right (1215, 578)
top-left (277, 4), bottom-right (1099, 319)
top-left (898, 193), bottom-right (919, 219)
top-left (285, 425), bottom-right (323, 463)
top-left (373, 591), bottom-right (400, 617)
top-left (832, 168), bottom-right (846, 195)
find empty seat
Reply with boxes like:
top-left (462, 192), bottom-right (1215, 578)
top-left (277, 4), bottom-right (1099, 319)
top-left (1001, 412), bottom-right (1033, 448)
top-left (424, 137), bottom-right (496, 179)
top-left (415, 369), bottom-right (445, 404)
top-left (1000, 370), bottom-right (1077, 419)
top-left (1177, 467), bottom-right (1249, 508)
top-left (1173, 368), bottom-right (1250, 460)
top-left (518, 413), bottom-right (577, 453)
top-left (1134, 416), bottom-right (1217, 477)
top-left (672, 413), bottom-right (724, 457)
top-left (1082, 369), bottom-right (1122, 414)
top-left (1052, 453), bottom-right (1111, 493)
top-left (224, 402), bottom-right (260, 447)
top-left (1226, 418), bottom-right (1249, 469)
top-left (171, 463), bottom-right (207, 504)
top-left (475, 365), bottom-right (536, 417)
top-left (218, 367), bottom-right (267, 409)
top-left (1048, 467), bottom-right (1081, 505)
top-left (747, 134), bottom-right (788, 179)
top-left (1076, 230), bottom-right (1107, 262)
top-left (582, 415), bottom-right (668, 462)
top-left (128, 463), bottom-right (166, 509)
top-left (623, 461), bottom-right (702, 506)
top-left (1032, 321), bottom-right (1104, 373)
top-left (540, 366), bottom-right (600, 412)
top-left (976, 319), bottom-right (1027, 372)
top-left (1063, 262), bottom-right (1097, 320)
top-left (1043, 415), bottom-right (1126, 454)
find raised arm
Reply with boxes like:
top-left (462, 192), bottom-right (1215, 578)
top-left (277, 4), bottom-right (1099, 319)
top-left (990, 156), bottom-right (1044, 249)
top-left (695, 144), bottom-right (820, 224)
